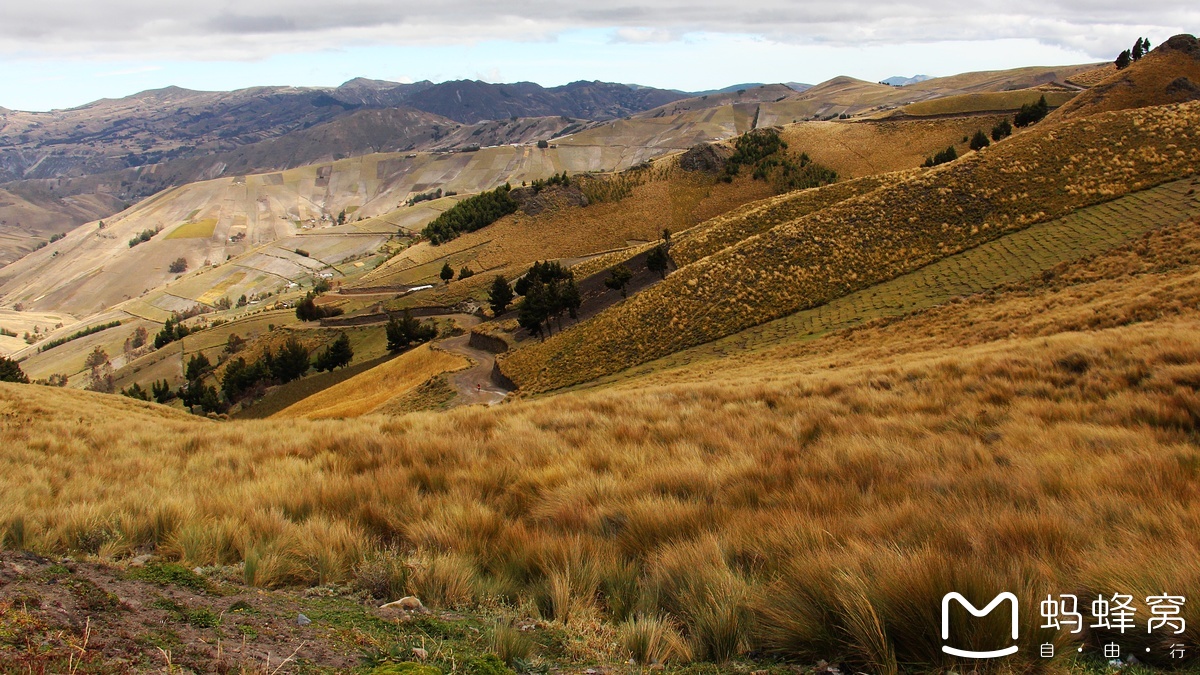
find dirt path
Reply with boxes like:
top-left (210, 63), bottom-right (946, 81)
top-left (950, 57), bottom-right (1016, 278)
top-left (437, 332), bottom-right (512, 406)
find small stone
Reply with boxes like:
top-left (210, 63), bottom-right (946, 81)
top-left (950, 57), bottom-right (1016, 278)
top-left (412, 647), bottom-right (429, 660)
top-left (296, 613), bottom-right (311, 626)
top-left (192, 567), bottom-right (204, 575)
top-left (129, 554), bottom-right (152, 568)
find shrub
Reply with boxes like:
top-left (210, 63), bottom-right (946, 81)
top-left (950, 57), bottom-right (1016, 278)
top-left (1014, 95), bottom-right (1049, 128)
top-left (537, 139), bottom-right (549, 149)
top-left (604, 264), bottom-right (634, 298)
top-left (969, 130), bottom-right (990, 151)
top-left (991, 119), bottom-right (1013, 142)
top-left (386, 311), bottom-right (437, 352)
top-left (0, 356), bottom-right (29, 384)
top-left (314, 333), bottom-right (353, 371)
top-left (168, 257), bottom-right (188, 273)
top-left (923, 146), bottom-right (958, 167)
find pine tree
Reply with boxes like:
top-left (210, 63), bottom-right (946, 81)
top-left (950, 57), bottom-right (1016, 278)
top-left (969, 130), bottom-right (991, 151)
top-left (646, 245), bottom-right (670, 278)
top-left (440, 262), bottom-right (455, 284)
top-left (315, 333), bottom-right (353, 371)
top-left (0, 356), bottom-right (28, 383)
top-left (270, 337), bottom-right (310, 383)
top-left (1131, 37), bottom-right (1146, 61)
top-left (518, 280), bottom-right (549, 338)
top-left (121, 382), bottom-right (151, 401)
top-left (488, 275), bottom-right (514, 316)
top-left (386, 310), bottom-right (436, 351)
top-left (1116, 49), bottom-right (1132, 70)
top-left (991, 119), bottom-right (1013, 142)
top-left (604, 264), bottom-right (634, 298)
top-left (185, 353), bottom-right (212, 381)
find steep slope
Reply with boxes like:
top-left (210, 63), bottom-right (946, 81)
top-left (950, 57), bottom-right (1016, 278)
top-left (1048, 34), bottom-right (1200, 123)
top-left (499, 100), bottom-right (1200, 392)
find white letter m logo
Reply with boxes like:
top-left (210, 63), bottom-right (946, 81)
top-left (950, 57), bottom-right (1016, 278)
top-left (941, 592), bottom-right (1019, 658)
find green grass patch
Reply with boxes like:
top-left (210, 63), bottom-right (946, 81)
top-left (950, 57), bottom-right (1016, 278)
top-left (165, 218), bottom-right (218, 240)
top-left (151, 597), bottom-right (221, 628)
top-left (127, 562), bottom-right (212, 592)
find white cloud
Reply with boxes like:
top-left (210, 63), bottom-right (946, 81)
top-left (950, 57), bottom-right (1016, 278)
top-left (0, 1), bottom-right (1195, 62)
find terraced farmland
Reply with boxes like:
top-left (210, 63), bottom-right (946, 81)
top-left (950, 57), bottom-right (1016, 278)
top-left (599, 175), bottom-right (1200, 382)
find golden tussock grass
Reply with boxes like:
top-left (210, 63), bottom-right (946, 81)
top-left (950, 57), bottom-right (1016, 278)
top-left (6, 265), bottom-right (1200, 669)
top-left (272, 343), bottom-right (469, 419)
top-left (499, 101), bottom-right (1200, 393)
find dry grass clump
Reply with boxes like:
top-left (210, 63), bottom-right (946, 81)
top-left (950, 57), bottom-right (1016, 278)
top-left (500, 101), bottom-right (1200, 393)
top-left (617, 614), bottom-right (689, 665)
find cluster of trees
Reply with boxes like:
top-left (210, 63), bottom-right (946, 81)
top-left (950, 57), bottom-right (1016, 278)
top-left (528, 172), bottom-right (571, 193)
top-left (991, 119), bottom-right (1013, 142)
top-left (719, 129), bottom-right (838, 193)
top-left (0, 356), bottom-right (28, 384)
top-left (168, 257), bottom-right (188, 273)
top-left (1116, 38), bottom-right (1152, 69)
top-left (515, 261), bottom-right (581, 338)
top-left (422, 184), bottom-right (519, 245)
top-left (923, 146), bottom-right (958, 167)
top-left (128, 227), bottom-right (161, 248)
top-left (440, 263), bottom-right (477, 283)
top-left (1014, 95), bottom-right (1049, 128)
top-left (408, 188), bottom-right (443, 206)
top-left (314, 334), bottom-right (353, 371)
top-left (386, 311), bottom-right (438, 351)
top-left (295, 291), bottom-right (345, 321)
top-left (38, 320), bottom-right (122, 353)
top-left (154, 316), bottom-right (192, 349)
top-left (221, 337), bottom-right (313, 404)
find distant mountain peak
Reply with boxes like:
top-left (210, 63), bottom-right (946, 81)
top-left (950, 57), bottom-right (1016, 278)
top-left (881, 75), bottom-right (932, 87)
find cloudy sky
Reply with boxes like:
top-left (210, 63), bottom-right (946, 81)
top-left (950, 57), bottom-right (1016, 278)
top-left (1, 1), bottom-right (1195, 110)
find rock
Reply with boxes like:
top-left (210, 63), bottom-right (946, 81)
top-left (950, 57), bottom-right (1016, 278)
top-left (679, 142), bottom-right (732, 173)
top-left (129, 554), bottom-right (153, 568)
top-left (380, 596), bottom-right (428, 613)
top-left (412, 647), bottom-right (429, 660)
top-left (297, 613), bottom-right (311, 626)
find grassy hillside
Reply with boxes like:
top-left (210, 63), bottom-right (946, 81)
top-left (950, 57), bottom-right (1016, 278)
top-left (1049, 34), bottom-right (1200, 123)
top-left (272, 344), bottom-right (468, 419)
top-left (499, 101), bottom-right (1200, 392)
top-left (6, 210), bottom-right (1200, 670)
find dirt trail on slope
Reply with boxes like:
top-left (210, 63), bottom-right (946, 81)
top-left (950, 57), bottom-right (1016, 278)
top-left (428, 313), bottom-right (512, 406)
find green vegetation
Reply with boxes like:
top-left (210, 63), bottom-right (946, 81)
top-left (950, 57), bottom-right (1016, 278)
top-left (1013, 95), bottom-right (1049, 127)
top-left (153, 317), bottom-right (190, 349)
top-left (720, 128), bottom-right (838, 194)
top-left (923, 145), bottom-right (958, 167)
top-left (221, 336), bottom-right (312, 403)
top-left (314, 333), bottom-right (354, 371)
top-left (991, 118), bottom-right (1013, 141)
top-left (168, 257), bottom-right (188, 273)
top-left (603, 264), bottom-right (633, 298)
top-left (440, 262), bottom-right (455, 284)
top-left (647, 244), bottom-right (670, 278)
top-left (127, 226), bottom-right (161, 248)
top-left (529, 171), bottom-right (571, 193)
top-left (0, 356), bottom-right (28, 384)
top-left (151, 597), bottom-right (221, 628)
top-left (386, 310), bottom-right (438, 352)
top-left (296, 291), bottom-right (344, 322)
top-left (409, 188), bottom-right (443, 206)
top-left (488, 275), bottom-right (514, 316)
top-left (121, 382), bottom-right (150, 400)
top-left (37, 320), bottom-right (122, 353)
top-left (127, 562), bottom-right (212, 592)
top-left (969, 129), bottom-right (991, 150)
top-left (423, 184), bottom-right (518, 245)
top-left (516, 261), bottom-right (581, 338)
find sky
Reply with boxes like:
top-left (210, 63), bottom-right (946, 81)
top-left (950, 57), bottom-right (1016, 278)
top-left (0, 1), bottom-right (1196, 111)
